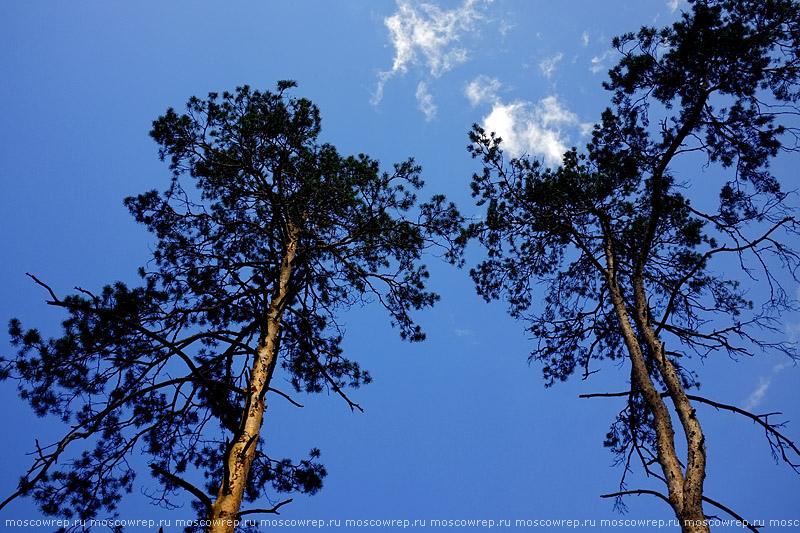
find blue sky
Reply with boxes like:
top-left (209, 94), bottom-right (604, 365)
top-left (1, 1), bottom-right (798, 531)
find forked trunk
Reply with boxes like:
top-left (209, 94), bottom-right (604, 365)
top-left (632, 278), bottom-right (708, 533)
top-left (603, 240), bottom-right (709, 533)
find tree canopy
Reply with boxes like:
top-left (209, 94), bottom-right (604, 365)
top-left (462, 1), bottom-right (800, 530)
top-left (1, 82), bottom-right (459, 531)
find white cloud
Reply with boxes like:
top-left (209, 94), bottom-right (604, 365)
top-left (415, 81), bottom-right (437, 121)
top-left (590, 50), bottom-right (613, 74)
top-left (743, 377), bottom-right (770, 411)
top-left (667, 0), bottom-right (687, 12)
top-left (464, 75), bottom-right (502, 107)
top-left (498, 19), bottom-right (515, 37)
top-left (539, 52), bottom-right (564, 79)
top-left (373, 0), bottom-right (494, 105)
top-left (539, 95), bottom-right (578, 125)
top-left (581, 30), bottom-right (590, 47)
top-left (480, 95), bottom-right (589, 165)
top-left (742, 358), bottom-right (796, 411)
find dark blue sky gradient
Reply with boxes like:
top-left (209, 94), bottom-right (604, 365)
top-left (1, 1), bottom-right (798, 531)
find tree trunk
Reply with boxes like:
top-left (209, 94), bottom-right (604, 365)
top-left (602, 239), bottom-right (710, 533)
top-left (208, 227), bottom-right (298, 533)
top-left (632, 277), bottom-right (708, 533)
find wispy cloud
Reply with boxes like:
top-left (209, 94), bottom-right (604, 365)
top-left (590, 50), bottom-right (613, 74)
top-left (667, 0), bottom-right (687, 12)
top-left (373, 0), bottom-right (494, 105)
top-left (498, 19), bottom-right (515, 37)
top-left (581, 30), bottom-right (590, 47)
top-left (464, 75), bottom-right (502, 107)
top-left (742, 358), bottom-right (796, 411)
top-left (743, 377), bottom-right (770, 411)
top-left (415, 81), bottom-right (437, 120)
top-left (479, 93), bottom-right (590, 165)
top-left (539, 52), bottom-right (564, 79)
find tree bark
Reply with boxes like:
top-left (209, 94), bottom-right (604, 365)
top-left (632, 277), bottom-right (709, 532)
top-left (602, 237), bottom-right (710, 533)
top-left (208, 226), bottom-right (299, 533)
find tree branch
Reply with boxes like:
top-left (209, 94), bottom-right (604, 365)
top-left (237, 498), bottom-right (293, 517)
top-left (581, 390), bottom-right (800, 470)
top-left (601, 489), bottom-right (672, 507)
top-left (26, 273), bottom-right (59, 302)
top-left (149, 463), bottom-right (213, 514)
top-left (702, 495), bottom-right (763, 533)
top-left (268, 387), bottom-right (304, 408)
top-left (687, 394), bottom-right (800, 471)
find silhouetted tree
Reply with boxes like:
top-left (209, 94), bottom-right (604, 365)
top-left (1, 82), bottom-right (460, 532)
top-left (462, 1), bottom-right (800, 531)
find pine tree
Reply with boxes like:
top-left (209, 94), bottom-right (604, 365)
top-left (462, 2), bottom-right (800, 530)
top-left (1, 82), bottom-right (460, 532)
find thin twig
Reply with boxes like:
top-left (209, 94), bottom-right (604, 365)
top-left (600, 489), bottom-right (672, 507)
top-left (149, 463), bottom-right (213, 514)
top-left (268, 387), bottom-right (304, 408)
top-left (238, 498), bottom-right (293, 517)
top-left (703, 495), bottom-right (762, 533)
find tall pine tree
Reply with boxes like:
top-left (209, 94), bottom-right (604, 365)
top-left (462, 1), bottom-right (800, 530)
top-left (1, 82), bottom-right (460, 532)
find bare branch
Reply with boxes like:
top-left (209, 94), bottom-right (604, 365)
top-left (237, 498), bottom-right (293, 517)
top-left (702, 495), bottom-right (763, 533)
top-left (581, 391), bottom-right (800, 471)
top-left (149, 463), bottom-right (213, 514)
top-left (601, 489), bottom-right (673, 508)
top-left (268, 388), bottom-right (304, 408)
top-left (687, 394), bottom-right (800, 471)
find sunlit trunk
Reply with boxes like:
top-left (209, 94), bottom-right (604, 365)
top-left (208, 228), bottom-right (298, 533)
top-left (632, 278), bottom-right (708, 533)
top-left (602, 238), bottom-right (709, 533)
